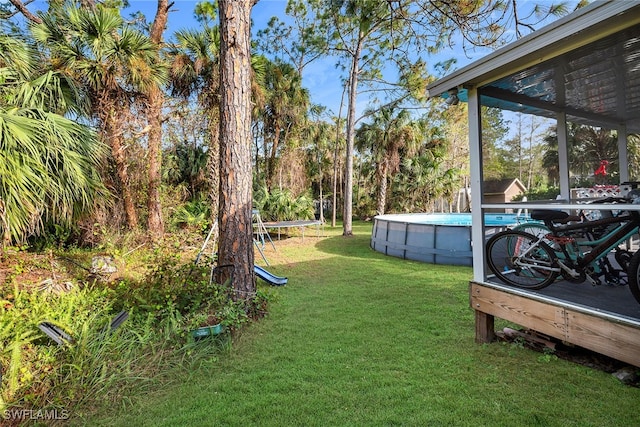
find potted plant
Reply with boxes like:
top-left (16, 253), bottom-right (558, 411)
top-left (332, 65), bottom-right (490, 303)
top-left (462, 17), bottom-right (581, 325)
top-left (190, 310), bottom-right (223, 339)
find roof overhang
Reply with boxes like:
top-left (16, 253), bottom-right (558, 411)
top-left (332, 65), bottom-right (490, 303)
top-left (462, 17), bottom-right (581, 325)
top-left (426, 1), bottom-right (640, 133)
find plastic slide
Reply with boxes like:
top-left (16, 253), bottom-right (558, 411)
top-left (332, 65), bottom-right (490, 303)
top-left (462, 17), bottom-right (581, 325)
top-left (254, 265), bottom-right (288, 286)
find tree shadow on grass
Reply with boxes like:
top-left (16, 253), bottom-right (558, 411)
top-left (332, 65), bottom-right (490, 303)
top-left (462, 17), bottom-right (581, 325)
top-left (312, 233), bottom-right (380, 260)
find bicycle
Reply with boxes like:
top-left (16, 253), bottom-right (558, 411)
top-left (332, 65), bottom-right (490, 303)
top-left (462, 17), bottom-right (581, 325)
top-left (485, 196), bottom-right (640, 305)
top-left (512, 199), bottom-right (632, 260)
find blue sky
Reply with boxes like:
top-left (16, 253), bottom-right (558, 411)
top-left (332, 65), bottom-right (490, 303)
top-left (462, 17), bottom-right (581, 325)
top-left (18, 0), bottom-right (574, 124)
top-left (127, 0), bottom-right (572, 120)
top-left (129, 0), bottom-right (348, 115)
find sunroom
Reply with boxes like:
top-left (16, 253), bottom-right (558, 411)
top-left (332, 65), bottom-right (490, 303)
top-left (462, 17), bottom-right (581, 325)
top-left (426, 1), bottom-right (640, 366)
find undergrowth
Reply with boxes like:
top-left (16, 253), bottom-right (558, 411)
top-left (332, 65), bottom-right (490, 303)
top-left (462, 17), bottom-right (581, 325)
top-left (0, 253), bottom-right (272, 425)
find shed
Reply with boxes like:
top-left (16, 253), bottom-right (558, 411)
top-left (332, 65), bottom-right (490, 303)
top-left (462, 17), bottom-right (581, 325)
top-left (483, 178), bottom-right (527, 209)
top-left (426, 1), bottom-right (640, 367)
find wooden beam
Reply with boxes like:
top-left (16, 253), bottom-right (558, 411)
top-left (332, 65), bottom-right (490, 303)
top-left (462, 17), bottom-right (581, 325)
top-left (475, 310), bottom-right (495, 343)
top-left (470, 282), bottom-right (640, 367)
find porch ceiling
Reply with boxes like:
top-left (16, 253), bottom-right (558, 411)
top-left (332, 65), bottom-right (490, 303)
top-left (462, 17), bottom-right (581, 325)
top-left (478, 22), bottom-right (640, 132)
top-left (428, 2), bottom-right (640, 133)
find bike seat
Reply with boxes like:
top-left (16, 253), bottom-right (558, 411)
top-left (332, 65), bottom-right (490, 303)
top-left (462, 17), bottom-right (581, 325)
top-left (531, 210), bottom-right (569, 221)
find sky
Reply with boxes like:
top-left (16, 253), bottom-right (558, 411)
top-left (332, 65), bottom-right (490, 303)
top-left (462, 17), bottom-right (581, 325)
top-left (122, 0), bottom-right (574, 121)
top-left (13, 0), bottom-right (576, 127)
top-left (123, 0), bottom-right (494, 113)
top-left (131, 0), bottom-right (351, 115)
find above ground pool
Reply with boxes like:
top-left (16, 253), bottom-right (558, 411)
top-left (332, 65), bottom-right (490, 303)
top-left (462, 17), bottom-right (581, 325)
top-left (371, 213), bottom-right (534, 266)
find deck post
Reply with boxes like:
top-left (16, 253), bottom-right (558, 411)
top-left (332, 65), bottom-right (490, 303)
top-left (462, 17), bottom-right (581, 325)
top-left (474, 310), bottom-right (495, 343)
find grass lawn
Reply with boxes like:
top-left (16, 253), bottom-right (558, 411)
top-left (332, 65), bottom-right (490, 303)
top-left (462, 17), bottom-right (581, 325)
top-left (84, 221), bottom-right (640, 426)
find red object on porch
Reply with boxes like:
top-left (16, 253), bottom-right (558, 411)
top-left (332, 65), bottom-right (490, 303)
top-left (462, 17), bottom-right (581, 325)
top-left (594, 160), bottom-right (609, 176)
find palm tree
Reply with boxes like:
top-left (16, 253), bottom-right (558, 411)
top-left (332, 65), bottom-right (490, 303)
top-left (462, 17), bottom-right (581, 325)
top-left (390, 141), bottom-right (459, 213)
top-left (261, 60), bottom-right (309, 190)
top-left (32, 5), bottom-right (165, 229)
top-left (542, 123), bottom-right (619, 185)
top-left (355, 105), bottom-right (421, 215)
top-left (573, 125), bottom-right (618, 181)
top-left (146, 0), bottom-right (171, 240)
top-left (0, 32), bottom-right (105, 251)
top-left (628, 134), bottom-right (640, 180)
top-left (303, 112), bottom-right (333, 222)
top-left (171, 26), bottom-right (222, 232)
top-left (171, 23), bottom-right (268, 241)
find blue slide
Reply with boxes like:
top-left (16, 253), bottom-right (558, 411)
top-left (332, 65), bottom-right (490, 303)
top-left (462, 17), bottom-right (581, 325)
top-left (254, 265), bottom-right (288, 286)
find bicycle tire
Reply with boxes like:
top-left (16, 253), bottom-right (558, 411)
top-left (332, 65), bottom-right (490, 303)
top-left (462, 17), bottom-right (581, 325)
top-left (486, 229), bottom-right (558, 289)
top-left (511, 222), bottom-right (559, 250)
top-left (626, 250), bottom-right (640, 304)
top-left (512, 222), bottom-right (550, 239)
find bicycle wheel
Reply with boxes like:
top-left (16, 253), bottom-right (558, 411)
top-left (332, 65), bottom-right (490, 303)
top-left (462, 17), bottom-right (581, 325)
top-left (511, 222), bottom-right (559, 250)
top-left (626, 250), bottom-right (640, 304)
top-left (486, 229), bottom-right (559, 289)
top-left (512, 222), bottom-right (550, 239)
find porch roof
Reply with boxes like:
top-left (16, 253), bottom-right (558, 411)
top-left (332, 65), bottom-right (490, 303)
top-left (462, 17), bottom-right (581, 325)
top-left (426, 1), bottom-right (640, 132)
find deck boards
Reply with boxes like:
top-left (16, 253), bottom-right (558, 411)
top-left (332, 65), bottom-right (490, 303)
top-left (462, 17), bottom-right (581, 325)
top-left (472, 278), bottom-right (640, 367)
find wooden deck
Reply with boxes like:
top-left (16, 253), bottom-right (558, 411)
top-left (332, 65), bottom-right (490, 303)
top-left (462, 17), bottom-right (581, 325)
top-left (471, 279), bottom-right (640, 367)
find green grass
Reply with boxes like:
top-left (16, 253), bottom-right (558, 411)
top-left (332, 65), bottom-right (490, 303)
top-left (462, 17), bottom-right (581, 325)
top-left (81, 222), bottom-right (639, 426)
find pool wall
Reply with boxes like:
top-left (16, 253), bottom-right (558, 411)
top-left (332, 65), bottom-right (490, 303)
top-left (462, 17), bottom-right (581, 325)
top-left (371, 213), bottom-right (525, 266)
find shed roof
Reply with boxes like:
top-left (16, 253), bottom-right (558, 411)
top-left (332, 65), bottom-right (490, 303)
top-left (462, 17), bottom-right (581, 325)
top-left (482, 178), bottom-right (527, 195)
top-left (426, 1), bottom-right (640, 132)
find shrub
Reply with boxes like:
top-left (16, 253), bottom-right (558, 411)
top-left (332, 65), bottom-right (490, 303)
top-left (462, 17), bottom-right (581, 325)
top-left (254, 187), bottom-right (315, 221)
top-left (0, 283), bottom-right (116, 414)
top-left (0, 254), bottom-right (271, 420)
top-left (110, 255), bottom-right (224, 318)
top-left (26, 222), bottom-right (78, 252)
top-left (513, 185), bottom-right (560, 201)
top-left (170, 199), bottom-right (211, 233)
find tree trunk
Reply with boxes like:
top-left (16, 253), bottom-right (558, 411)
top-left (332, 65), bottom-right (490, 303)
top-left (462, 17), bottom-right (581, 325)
top-left (218, 0), bottom-right (256, 299)
top-left (113, 137), bottom-right (138, 229)
top-left (146, 0), bottom-right (170, 240)
top-left (376, 161), bottom-right (388, 216)
top-left (0, 199), bottom-right (9, 255)
top-left (267, 124), bottom-right (281, 191)
top-left (107, 116), bottom-right (138, 229)
top-left (318, 157), bottom-right (324, 223)
top-left (207, 106), bottom-right (220, 242)
top-left (332, 84), bottom-right (347, 228)
top-left (343, 43), bottom-right (361, 236)
top-left (146, 86), bottom-right (164, 238)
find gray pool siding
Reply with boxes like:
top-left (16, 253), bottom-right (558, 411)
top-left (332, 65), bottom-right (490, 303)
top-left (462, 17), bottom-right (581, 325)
top-left (371, 214), bottom-right (517, 266)
top-left (371, 218), bottom-right (472, 266)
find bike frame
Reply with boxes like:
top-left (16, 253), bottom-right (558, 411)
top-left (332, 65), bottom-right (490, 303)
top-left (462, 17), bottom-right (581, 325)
top-left (544, 211), bottom-right (640, 270)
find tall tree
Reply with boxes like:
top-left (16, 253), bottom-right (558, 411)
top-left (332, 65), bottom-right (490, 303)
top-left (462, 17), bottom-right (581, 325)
top-left (282, 0), bottom-right (568, 235)
top-left (261, 60), bottom-right (310, 190)
top-left (145, 0), bottom-right (171, 240)
top-left (390, 132), bottom-right (460, 213)
top-left (303, 109), bottom-right (333, 222)
top-left (542, 123), bottom-right (620, 185)
top-left (356, 104), bottom-right (421, 215)
top-left (171, 6), bottom-right (223, 240)
top-left (319, 0), bottom-right (427, 235)
top-left (627, 134), bottom-right (640, 181)
top-left (255, 0), bottom-right (328, 76)
top-left (500, 114), bottom-right (547, 188)
top-left (218, 0), bottom-right (256, 298)
top-left (32, 5), bottom-right (165, 229)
